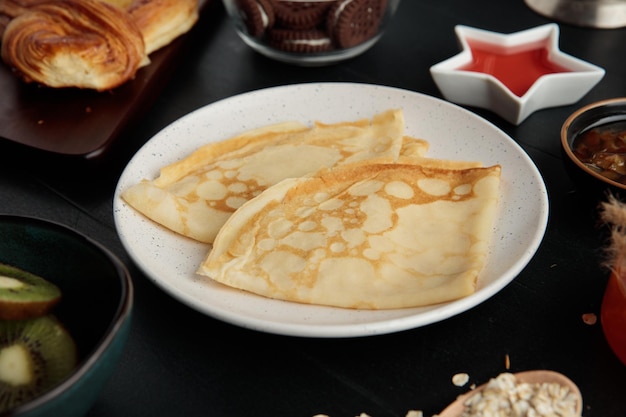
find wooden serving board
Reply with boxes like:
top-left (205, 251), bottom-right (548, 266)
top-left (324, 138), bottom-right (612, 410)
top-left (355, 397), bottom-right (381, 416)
top-left (0, 0), bottom-right (212, 160)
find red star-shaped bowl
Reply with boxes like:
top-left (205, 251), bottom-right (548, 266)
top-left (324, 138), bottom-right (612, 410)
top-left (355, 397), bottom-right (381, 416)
top-left (430, 24), bottom-right (605, 125)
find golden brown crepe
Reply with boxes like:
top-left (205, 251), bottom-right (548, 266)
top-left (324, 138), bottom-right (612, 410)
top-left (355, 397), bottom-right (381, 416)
top-left (198, 161), bottom-right (501, 310)
top-left (122, 109), bottom-right (410, 243)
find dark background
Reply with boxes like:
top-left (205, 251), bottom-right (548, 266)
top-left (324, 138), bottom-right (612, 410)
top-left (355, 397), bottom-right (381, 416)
top-left (1, 1), bottom-right (625, 416)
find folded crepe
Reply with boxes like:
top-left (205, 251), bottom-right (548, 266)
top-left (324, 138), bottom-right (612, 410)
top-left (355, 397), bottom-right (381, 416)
top-left (122, 109), bottom-right (422, 243)
top-left (198, 161), bottom-right (501, 309)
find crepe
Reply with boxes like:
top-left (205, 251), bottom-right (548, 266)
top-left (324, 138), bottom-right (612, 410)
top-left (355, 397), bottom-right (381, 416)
top-left (198, 161), bottom-right (501, 310)
top-left (122, 109), bottom-right (412, 243)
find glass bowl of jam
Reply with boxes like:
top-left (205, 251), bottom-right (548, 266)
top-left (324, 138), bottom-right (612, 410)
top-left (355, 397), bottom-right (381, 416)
top-left (562, 98), bottom-right (626, 193)
top-left (222, 0), bottom-right (401, 66)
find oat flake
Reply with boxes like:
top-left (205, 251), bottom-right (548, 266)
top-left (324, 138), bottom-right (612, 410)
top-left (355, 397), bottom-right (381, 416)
top-left (453, 373), bottom-right (470, 387)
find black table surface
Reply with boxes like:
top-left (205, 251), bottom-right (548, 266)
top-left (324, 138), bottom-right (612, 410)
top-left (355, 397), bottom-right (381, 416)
top-left (2, 1), bottom-right (625, 416)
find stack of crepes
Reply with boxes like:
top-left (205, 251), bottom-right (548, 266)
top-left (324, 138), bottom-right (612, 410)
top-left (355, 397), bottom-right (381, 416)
top-left (122, 109), bottom-right (502, 310)
top-left (0, 0), bottom-right (199, 90)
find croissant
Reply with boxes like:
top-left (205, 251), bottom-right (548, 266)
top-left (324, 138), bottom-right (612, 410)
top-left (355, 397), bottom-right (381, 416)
top-left (0, 0), bottom-right (32, 37)
top-left (0, 15), bottom-right (9, 39)
top-left (1, 0), bottom-right (147, 91)
top-left (127, 0), bottom-right (199, 55)
top-left (0, 0), bottom-right (34, 18)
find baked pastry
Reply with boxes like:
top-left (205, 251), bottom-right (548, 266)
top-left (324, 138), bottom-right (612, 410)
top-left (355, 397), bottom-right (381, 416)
top-left (127, 0), bottom-right (199, 55)
top-left (0, 0), bottom-right (42, 38)
top-left (268, 28), bottom-right (333, 53)
top-left (199, 161), bottom-right (501, 309)
top-left (237, 0), bottom-right (389, 53)
top-left (1, 0), bottom-right (147, 90)
top-left (273, 1), bottom-right (334, 30)
top-left (1, 0), bottom-right (199, 90)
top-left (0, 0), bottom-right (42, 17)
top-left (99, 0), bottom-right (134, 7)
top-left (235, 0), bottom-right (275, 38)
top-left (0, 15), bottom-right (9, 38)
top-left (327, 0), bottom-right (388, 48)
top-left (121, 109), bottom-right (408, 244)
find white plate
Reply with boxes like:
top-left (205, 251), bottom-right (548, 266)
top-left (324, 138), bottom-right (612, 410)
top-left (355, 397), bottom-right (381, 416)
top-left (114, 82), bottom-right (549, 338)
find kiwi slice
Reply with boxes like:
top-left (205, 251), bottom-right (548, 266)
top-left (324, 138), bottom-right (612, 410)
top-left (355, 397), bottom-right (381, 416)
top-left (0, 315), bottom-right (77, 412)
top-left (0, 263), bottom-right (62, 320)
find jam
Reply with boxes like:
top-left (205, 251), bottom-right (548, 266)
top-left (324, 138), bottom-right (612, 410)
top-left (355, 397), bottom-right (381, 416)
top-left (459, 40), bottom-right (571, 97)
top-left (572, 118), bottom-right (626, 185)
top-left (602, 271), bottom-right (626, 365)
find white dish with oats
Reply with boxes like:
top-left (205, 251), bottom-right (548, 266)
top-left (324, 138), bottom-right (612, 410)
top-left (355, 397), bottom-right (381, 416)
top-left (113, 82), bottom-right (548, 338)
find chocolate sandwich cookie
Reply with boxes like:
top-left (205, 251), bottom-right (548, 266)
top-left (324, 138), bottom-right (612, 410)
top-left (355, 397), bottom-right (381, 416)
top-left (327, 0), bottom-right (387, 49)
top-left (273, 1), bottom-right (335, 30)
top-left (268, 28), bottom-right (333, 53)
top-left (236, 0), bottom-right (275, 38)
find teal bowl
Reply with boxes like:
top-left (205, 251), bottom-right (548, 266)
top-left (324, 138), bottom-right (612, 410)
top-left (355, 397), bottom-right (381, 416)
top-left (0, 215), bottom-right (133, 417)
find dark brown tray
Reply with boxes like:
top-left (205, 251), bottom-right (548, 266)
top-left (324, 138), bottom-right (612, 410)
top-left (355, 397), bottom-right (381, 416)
top-left (0, 0), bottom-right (211, 160)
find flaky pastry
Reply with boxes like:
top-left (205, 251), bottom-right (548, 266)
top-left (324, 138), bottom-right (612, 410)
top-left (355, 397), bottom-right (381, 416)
top-left (127, 0), bottom-right (199, 55)
top-left (1, 0), bottom-right (147, 90)
top-left (1, 0), bottom-right (199, 90)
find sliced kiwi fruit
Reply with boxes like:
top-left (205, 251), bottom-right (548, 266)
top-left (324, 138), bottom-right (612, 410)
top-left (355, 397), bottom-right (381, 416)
top-left (0, 263), bottom-right (62, 320)
top-left (0, 315), bottom-right (77, 412)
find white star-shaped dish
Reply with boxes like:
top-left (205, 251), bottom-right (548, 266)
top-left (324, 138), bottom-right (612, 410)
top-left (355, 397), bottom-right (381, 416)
top-left (430, 24), bottom-right (605, 125)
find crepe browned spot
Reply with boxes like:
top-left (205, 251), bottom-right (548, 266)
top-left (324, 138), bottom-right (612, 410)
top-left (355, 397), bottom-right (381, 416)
top-left (198, 161), bottom-right (501, 310)
top-left (122, 109), bottom-right (412, 243)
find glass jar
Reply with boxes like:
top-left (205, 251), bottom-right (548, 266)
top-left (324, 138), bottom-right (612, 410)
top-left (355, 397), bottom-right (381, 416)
top-left (601, 270), bottom-right (626, 365)
top-left (222, 0), bottom-right (401, 66)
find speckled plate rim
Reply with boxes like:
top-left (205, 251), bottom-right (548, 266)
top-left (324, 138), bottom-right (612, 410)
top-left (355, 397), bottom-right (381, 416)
top-left (113, 82), bottom-right (549, 338)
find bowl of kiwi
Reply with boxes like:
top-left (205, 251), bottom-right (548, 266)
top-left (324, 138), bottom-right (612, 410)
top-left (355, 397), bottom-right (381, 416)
top-left (0, 214), bottom-right (133, 417)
